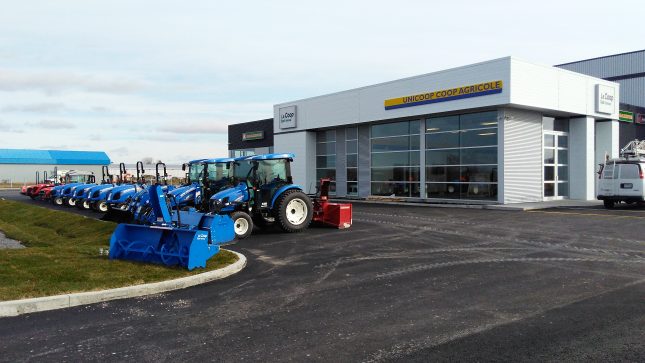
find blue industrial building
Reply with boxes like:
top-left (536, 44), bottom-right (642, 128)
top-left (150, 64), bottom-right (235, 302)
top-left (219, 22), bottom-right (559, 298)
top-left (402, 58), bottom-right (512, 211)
top-left (0, 149), bottom-right (110, 185)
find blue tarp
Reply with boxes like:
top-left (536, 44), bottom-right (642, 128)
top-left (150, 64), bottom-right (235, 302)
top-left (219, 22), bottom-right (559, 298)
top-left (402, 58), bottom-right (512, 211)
top-left (0, 149), bottom-right (111, 165)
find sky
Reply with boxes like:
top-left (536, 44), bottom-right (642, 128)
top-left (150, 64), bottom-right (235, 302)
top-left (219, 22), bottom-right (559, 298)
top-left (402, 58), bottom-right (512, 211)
top-left (0, 0), bottom-right (642, 164)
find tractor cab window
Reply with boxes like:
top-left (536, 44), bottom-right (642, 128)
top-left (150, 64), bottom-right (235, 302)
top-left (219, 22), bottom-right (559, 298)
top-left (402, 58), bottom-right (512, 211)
top-left (234, 161), bottom-right (253, 183)
top-left (69, 175), bottom-right (84, 183)
top-left (188, 163), bottom-right (205, 184)
top-left (207, 163), bottom-right (232, 182)
top-left (255, 159), bottom-right (289, 185)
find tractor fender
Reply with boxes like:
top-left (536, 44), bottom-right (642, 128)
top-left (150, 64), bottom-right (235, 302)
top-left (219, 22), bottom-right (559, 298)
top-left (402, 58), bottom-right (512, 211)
top-left (270, 185), bottom-right (303, 209)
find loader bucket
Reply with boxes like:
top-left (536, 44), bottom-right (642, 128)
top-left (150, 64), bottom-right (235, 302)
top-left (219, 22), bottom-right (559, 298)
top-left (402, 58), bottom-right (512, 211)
top-left (109, 224), bottom-right (220, 270)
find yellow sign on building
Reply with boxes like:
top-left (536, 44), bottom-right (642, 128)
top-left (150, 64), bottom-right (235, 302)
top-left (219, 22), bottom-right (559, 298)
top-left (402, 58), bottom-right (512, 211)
top-left (385, 80), bottom-right (503, 110)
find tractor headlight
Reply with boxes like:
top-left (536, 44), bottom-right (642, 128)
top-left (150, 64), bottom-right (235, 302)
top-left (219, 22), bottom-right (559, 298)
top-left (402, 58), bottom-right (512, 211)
top-left (210, 199), bottom-right (223, 213)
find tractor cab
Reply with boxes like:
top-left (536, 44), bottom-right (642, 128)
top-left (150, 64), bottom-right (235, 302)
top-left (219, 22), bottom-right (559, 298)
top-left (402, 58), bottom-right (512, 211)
top-left (203, 158), bottom-right (236, 195)
top-left (245, 154), bottom-right (294, 210)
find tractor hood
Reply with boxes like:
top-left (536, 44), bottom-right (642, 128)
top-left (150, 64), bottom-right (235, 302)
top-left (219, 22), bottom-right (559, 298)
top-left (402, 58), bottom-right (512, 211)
top-left (209, 183), bottom-right (248, 213)
top-left (73, 183), bottom-right (98, 197)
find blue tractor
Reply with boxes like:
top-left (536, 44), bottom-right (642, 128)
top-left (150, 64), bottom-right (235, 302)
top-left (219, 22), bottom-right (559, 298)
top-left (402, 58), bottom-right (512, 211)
top-left (51, 171), bottom-right (96, 206)
top-left (166, 158), bottom-right (238, 211)
top-left (105, 161), bottom-right (146, 214)
top-left (85, 166), bottom-right (119, 212)
top-left (209, 153), bottom-right (314, 239)
top-left (133, 158), bottom-right (237, 224)
top-left (128, 162), bottom-right (177, 224)
top-left (77, 166), bottom-right (116, 210)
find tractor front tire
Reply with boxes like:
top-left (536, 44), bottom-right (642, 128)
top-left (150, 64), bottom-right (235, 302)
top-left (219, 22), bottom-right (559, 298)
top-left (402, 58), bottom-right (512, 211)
top-left (275, 190), bottom-right (313, 233)
top-left (231, 211), bottom-right (253, 239)
top-left (97, 201), bottom-right (109, 213)
top-left (53, 197), bottom-right (63, 206)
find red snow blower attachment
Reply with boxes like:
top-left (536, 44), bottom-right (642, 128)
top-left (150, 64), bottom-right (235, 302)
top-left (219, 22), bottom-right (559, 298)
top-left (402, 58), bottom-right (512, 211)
top-left (312, 178), bottom-right (352, 229)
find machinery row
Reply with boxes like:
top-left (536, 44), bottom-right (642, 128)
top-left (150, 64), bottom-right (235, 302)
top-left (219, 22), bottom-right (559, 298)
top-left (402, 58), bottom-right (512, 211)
top-left (20, 154), bottom-right (352, 270)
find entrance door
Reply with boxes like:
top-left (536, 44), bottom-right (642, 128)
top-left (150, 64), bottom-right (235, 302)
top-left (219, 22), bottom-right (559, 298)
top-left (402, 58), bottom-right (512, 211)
top-left (543, 132), bottom-right (569, 200)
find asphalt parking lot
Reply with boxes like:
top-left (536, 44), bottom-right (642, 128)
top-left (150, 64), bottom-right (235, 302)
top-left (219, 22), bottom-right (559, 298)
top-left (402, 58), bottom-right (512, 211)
top-left (0, 190), bottom-right (644, 361)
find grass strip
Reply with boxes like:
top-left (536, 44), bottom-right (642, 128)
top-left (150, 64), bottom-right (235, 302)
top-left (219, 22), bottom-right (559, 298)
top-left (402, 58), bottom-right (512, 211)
top-left (0, 200), bottom-right (238, 301)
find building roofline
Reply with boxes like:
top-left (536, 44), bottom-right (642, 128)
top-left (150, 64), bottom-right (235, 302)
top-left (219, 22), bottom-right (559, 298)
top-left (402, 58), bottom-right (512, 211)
top-left (555, 49), bottom-right (645, 66)
top-left (274, 57), bottom-right (513, 107)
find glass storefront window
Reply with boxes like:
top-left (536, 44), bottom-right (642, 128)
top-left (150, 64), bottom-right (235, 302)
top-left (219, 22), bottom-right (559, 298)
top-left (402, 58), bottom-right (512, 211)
top-left (371, 167), bottom-right (420, 182)
top-left (426, 115), bottom-right (459, 133)
top-left (426, 149), bottom-right (460, 165)
top-left (426, 132), bottom-right (459, 149)
top-left (370, 120), bottom-right (421, 198)
top-left (424, 111), bottom-right (498, 201)
top-left (346, 127), bottom-right (358, 196)
top-left (371, 182), bottom-right (420, 197)
top-left (316, 130), bottom-right (336, 194)
top-left (460, 129), bottom-right (497, 147)
top-left (459, 111), bottom-right (498, 130)
top-left (372, 152), bottom-right (420, 167)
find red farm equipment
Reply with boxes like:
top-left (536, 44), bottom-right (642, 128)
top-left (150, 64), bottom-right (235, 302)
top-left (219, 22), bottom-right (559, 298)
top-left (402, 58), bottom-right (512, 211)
top-left (312, 178), bottom-right (352, 229)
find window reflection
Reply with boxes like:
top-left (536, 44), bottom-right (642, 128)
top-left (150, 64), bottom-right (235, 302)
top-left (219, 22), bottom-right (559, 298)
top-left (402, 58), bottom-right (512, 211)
top-left (424, 111), bottom-right (498, 200)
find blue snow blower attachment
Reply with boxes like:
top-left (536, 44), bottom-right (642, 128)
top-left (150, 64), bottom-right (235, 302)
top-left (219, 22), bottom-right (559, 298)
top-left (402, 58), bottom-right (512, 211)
top-left (109, 185), bottom-right (235, 270)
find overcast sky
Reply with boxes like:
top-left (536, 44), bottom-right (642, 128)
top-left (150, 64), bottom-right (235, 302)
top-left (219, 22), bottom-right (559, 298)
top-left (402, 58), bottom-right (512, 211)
top-left (0, 0), bottom-right (642, 163)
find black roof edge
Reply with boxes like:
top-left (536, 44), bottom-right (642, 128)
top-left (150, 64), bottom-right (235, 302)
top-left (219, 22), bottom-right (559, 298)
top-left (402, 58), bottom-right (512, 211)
top-left (555, 49), bottom-right (645, 67)
top-left (230, 118), bottom-right (273, 126)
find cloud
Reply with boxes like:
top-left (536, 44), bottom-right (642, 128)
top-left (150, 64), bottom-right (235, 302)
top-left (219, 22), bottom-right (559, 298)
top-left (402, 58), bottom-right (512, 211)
top-left (0, 69), bottom-right (148, 95)
top-left (91, 106), bottom-right (112, 113)
top-left (26, 120), bottom-right (76, 129)
top-left (2, 102), bottom-right (67, 113)
top-left (0, 119), bottom-right (25, 133)
top-left (109, 147), bottom-right (129, 156)
top-left (158, 123), bottom-right (229, 134)
top-left (134, 133), bottom-right (181, 142)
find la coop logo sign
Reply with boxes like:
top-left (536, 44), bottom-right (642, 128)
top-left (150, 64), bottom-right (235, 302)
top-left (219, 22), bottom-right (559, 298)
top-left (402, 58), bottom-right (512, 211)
top-left (279, 106), bottom-right (297, 129)
top-left (595, 84), bottom-right (616, 114)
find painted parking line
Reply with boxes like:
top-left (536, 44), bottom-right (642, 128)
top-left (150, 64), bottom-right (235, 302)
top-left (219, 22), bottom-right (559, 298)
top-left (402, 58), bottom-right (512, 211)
top-left (554, 207), bottom-right (645, 214)
top-left (527, 210), bottom-right (645, 219)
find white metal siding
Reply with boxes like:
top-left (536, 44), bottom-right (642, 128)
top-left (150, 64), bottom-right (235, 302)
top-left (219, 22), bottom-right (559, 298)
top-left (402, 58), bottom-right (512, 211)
top-left (569, 116), bottom-right (596, 200)
top-left (510, 58), bottom-right (619, 119)
top-left (274, 131), bottom-right (317, 193)
top-left (502, 108), bottom-right (543, 203)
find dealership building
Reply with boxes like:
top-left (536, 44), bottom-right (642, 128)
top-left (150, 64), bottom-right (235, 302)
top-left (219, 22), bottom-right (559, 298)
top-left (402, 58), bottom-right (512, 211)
top-left (226, 52), bottom-right (645, 204)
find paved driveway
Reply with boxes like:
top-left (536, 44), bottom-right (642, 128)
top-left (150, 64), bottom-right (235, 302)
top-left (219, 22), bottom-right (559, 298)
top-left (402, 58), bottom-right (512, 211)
top-left (0, 199), bottom-right (644, 361)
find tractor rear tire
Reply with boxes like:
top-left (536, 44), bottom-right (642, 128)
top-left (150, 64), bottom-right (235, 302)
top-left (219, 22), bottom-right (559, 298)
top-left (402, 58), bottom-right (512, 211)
top-left (231, 211), bottom-right (253, 239)
top-left (275, 190), bottom-right (313, 233)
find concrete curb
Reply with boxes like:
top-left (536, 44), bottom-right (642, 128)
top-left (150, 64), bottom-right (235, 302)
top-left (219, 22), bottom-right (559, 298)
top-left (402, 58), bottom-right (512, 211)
top-left (0, 249), bottom-right (246, 318)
